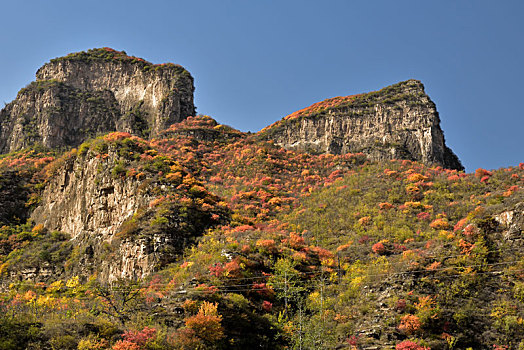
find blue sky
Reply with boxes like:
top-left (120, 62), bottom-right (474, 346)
top-left (1, 1), bottom-right (522, 171)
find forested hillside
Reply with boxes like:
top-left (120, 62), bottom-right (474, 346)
top-left (0, 115), bottom-right (522, 349)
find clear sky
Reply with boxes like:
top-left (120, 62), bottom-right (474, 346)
top-left (1, 0), bottom-right (522, 171)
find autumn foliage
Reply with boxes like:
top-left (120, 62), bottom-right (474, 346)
top-left (0, 114), bottom-right (523, 349)
top-left (398, 314), bottom-right (422, 334)
top-left (396, 340), bottom-right (429, 350)
top-left (184, 301), bottom-right (224, 343)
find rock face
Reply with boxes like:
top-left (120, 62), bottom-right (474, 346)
top-left (495, 202), bottom-right (524, 241)
top-left (260, 80), bottom-right (463, 170)
top-left (0, 48), bottom-right (195, 153)
top-left (30, 149), bottom-right (160, 281)
top-left (30, 138), bottom-right (222, 282)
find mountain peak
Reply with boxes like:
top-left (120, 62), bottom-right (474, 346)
top-left (260, 79), bottom-right (463, 170)
top-left (0, 48), bottom-right (195, 153)
top-left (40, 47), bottom-right (187, 74)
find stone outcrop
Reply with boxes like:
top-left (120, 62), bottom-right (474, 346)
top-left (30, 138), bottom-right (222, 281)
top-left (259, 80), bottom-right (463, 170)
top-left (495, 202), bottom-right (524, 241)
top-left (0, 48), bottom-right (195, 153)
top-left (0, 52), bottom-right (467, 284)
top-left (30, 149), bottom-right (160, 281)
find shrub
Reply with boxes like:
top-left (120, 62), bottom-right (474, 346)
top-left (112, 340), bottom-right (141, 350)
top-left (407, 173), bottom-right (428, 182)
top-left (184, 301), bottom-right (224, 343)
top-left (398, 314), bottom-right (422, 334)
top-left (396, 340), bottom-right (428, 350)
top-left (112, 162), bottom-right (127, 178)
top-left (262, 300), bottom-right (273, 312)
top-left (396, 299), bottom-right (407, 311)
top-left (429, 218), bottom-right (449, 230)
top-left (379, 202), bottom-right (394, 210)
top-left (358, 216), bottom-right (371, 226)
top-left (475, 168), bottom-right (492, 179)
top-left (416, 212), bottom-right (431, 221)
top-left (372, 242), bottom-right (386, 255)
top-left (256, 239), bottom-right (277, 253)
top-left (78, 337), bottom-right (109, 350)
top-left (121, 327), bottom-right (157, 347)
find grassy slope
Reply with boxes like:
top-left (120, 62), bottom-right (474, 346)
top-left (0, 116), bottom-right (522, 349)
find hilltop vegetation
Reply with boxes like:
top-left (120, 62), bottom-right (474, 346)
top-left (49, 47), bottom-right (189, 74)
top-left (0, 115), bottom-right (522, 349)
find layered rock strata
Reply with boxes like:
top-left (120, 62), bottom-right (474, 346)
top-left (260, 80), bottom-right (463, 170)
top-left (30, 141), bottom-right (220, 282)
top-left (0, 48), bottom-right (195, 153)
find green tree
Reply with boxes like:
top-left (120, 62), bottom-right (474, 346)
top-left (268, 258), bottom-right (305, 313)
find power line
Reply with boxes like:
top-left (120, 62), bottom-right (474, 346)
top-left (4, 261), bottom-right (522, 295)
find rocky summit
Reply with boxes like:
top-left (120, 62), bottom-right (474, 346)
top-left (1, 49), bottom-right (523, 350)
top-left (0, 48), bottom-right (194, 153)
top-left (260, 79), bottom-right (463, 170)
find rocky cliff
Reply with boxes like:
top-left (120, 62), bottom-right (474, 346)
top-left (30, 134), bottom-right (226, 281)
top-left (0, 48), bottom-right (195, 153)
top-left (260, 79), bottom-right (463, 170)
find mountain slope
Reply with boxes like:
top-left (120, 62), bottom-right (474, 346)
top-left (0, 116), bottom-right (521, 349)
top-left (0, 50), bottom-right (522, 350)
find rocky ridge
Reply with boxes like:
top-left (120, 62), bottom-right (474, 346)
top-left (0, 48), bottom-right (194, 153)
top-left (259, 79), bottom-right (463, 170)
